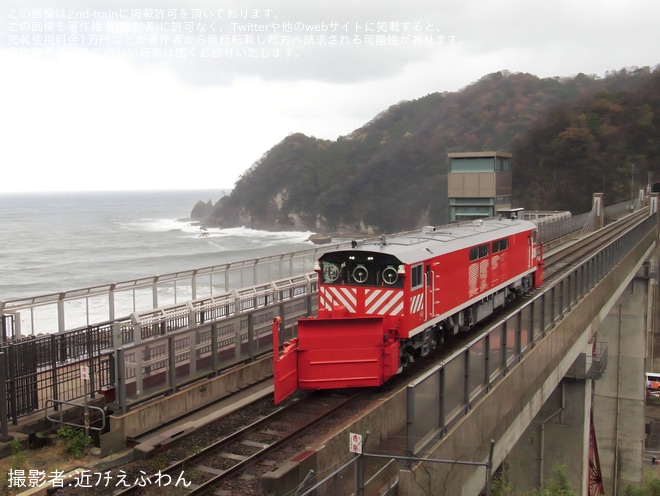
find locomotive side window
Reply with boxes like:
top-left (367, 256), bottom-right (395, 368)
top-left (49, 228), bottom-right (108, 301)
top-left (411, 264), bottom-right (423, 290)
top-left (470, 244), bottom-right (490, 261)
top-left (492, 238), bottom-right (509, 253)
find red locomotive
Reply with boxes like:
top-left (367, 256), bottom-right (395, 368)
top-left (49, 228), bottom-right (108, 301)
top-left (273, 217), bottom-right (544, 403)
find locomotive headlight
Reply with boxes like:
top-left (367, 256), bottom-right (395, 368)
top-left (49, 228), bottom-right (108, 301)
top-left (325, 263), bottom-right (340, 282)
top-left (382, 266), bottom-right (398, 285)
top-left (352, 265), bottom-right (369, 283)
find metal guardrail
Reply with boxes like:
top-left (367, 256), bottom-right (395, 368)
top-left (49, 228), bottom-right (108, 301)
top-left (0, 242), bottom-right (348, 338)
top-left (0, 198), bottom-right (643, 425)
top-left (404, 209), bottom-right (656, 457)
top-left (0, 198), bottom-right (637, 341)
top-left (1, 273), bottom-right (318, 422)
top-left (46, 399), bottom-right (106, 432)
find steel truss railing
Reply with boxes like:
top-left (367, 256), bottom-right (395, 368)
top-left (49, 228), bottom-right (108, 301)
top-left (0, 198), bottom-right (643, 427)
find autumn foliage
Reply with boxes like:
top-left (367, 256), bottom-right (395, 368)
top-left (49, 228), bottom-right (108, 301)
top-left (201, 66), bottom-right (660, 233)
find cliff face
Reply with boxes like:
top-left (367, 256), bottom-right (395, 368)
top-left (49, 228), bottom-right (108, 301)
top-left (193, 67), bottom-right (660, 233)
top-left (190, 199), bottom-right (214, 221)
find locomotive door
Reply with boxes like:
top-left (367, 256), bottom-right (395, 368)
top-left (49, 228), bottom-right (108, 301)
top-left (427, 262), bottom-right (441, 317)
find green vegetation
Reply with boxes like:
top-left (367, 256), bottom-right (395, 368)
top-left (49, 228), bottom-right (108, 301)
top-left (57, 426), bottom-right (91, 459)
top-left (196, 66), bottom-right (660, 234)
top-left (493, 463), bottom-right (660, 496)
top-left (0, 441), bottom-right (28, 495)
top-left (622, 476), bottom-right (660, 496)
top-left (492, 464), bottom-right (577, 496)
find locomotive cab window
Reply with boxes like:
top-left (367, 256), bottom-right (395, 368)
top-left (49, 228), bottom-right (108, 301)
top-left (470, 244), bottom-right (490, 261)
top-left (319, 252), bottom-right (404, 288)
top-left (411, 264), bottom-right (423, 290)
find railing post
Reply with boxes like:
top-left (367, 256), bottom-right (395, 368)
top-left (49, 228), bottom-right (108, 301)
top-left (168, 335), bottom-right (176, 394)
top-left (406, 385), bottom-right (415, 457)
top-left (188, 327), bottom-right (197, 378)
top-left (57, 293), bottom-right (65, 334)
top-left (50, 334), bottom-right (59, 412)
top-left (87, 326), bottom-right (96, 399)
top-left (464, 349), bottom-right (471, 412)
top-left (527, 301), bottom-right (534, 347)
top-left (501, 321), bottom-right (507, 372)
top-left (0, 351), bottom-right (13, 441)
top-left (7, 344), bottom-right (17, 424)
top-left (247, 312), bottom-right (255, 359)
top-left (539, 293), bottom-right (546, 337)
top-left (115, 348), bottom-right (126, 415)
top-left (515, 312), bottom-right (522, 356)
top-left (211, 323), bottom-right (218, 374)
top-left (439, 366), bottom-right (446, 436)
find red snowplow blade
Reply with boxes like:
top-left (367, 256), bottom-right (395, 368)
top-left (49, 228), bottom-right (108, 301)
top-left (273, 338), bottom-right (298, 404)
top-left (273, 317), bottom-right (298, 405)
top-left (273, 315), bottom-right (399, 404)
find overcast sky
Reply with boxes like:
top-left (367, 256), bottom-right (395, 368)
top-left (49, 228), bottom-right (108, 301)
top-left (1, 0), bottom-right (659, 193)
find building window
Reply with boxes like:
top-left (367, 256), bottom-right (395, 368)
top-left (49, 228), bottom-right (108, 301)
top-left (450, 157), bottom-right (496, 172)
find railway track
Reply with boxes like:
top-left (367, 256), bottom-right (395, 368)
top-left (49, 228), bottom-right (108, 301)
top-left (47, 209), bottom-right (650, 495)
top-left (113, 392), bottom-right (358, 496)
top-left (542, 207), bottom-right (648, 283)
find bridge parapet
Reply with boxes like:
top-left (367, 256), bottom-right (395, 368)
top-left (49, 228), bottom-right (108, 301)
top-left (392, 213), bottom-right (658, 494)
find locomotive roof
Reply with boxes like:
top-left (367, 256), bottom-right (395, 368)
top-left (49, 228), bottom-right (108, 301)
top-left (348, 218), bottom-right (536, 264)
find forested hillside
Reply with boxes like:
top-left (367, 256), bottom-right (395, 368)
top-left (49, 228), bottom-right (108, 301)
top-left (192, 66), bottom-right (659, 234)
top-left (512, 70), bottom-right (660, 211)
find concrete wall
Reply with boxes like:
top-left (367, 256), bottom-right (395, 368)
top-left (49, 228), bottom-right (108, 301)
top-left (506, 273), bottom-right (649, 495)
top-left (506, 377), bottom-right (590, 494)
top-left (594, 276), bottom-right (648, 494)
top-left (394, 227), bottom-right (656, 495)
top-left (262, 222), bottom-right (656, 495)
top-left (108, 356), bottom-right (272, 439)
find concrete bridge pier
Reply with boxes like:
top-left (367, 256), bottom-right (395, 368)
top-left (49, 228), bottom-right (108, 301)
top-left (505, 272), bottom-right (650, 495)
top-left (593, 273), bottom-right (649, 494)
top-left (505, 376), bottom-right (592, 494)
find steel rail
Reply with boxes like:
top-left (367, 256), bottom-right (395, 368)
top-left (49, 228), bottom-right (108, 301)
top-left (115, 392), bottom-right (359, 495)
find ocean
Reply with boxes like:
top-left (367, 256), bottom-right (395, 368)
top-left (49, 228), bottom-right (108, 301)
top-left (0, 190), bottom-right (315, 303)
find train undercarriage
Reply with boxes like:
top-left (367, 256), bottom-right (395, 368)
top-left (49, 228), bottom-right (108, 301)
top-left (397, 272), bottom-right (536, 371)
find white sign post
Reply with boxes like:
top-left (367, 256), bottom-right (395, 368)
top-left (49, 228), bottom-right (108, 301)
top-left (80, 366), bottom-right (90, 438)
top-left (349, 432), bottom-right (362, 454)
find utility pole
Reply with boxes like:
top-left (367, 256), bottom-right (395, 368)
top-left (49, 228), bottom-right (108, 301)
top-left (630, 163), bottom-right (636, 210)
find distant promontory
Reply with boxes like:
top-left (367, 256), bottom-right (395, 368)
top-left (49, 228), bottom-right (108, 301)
top-left (192, 67), bottom-right (660, 234)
